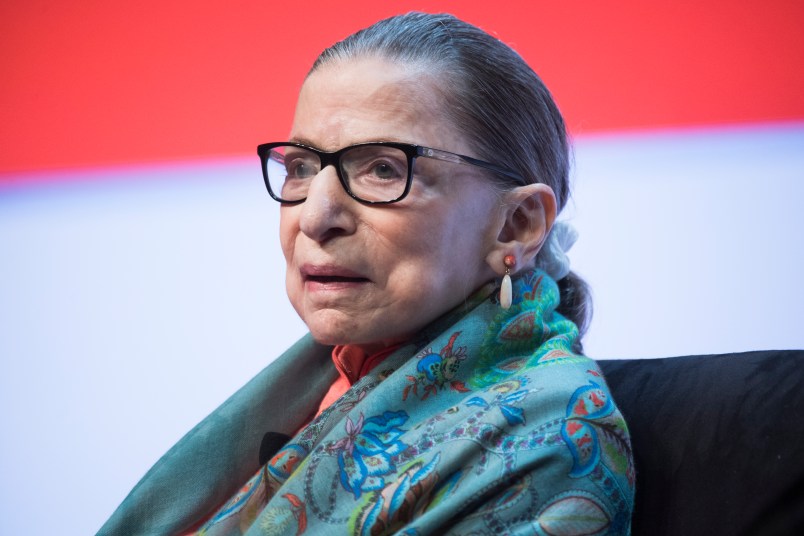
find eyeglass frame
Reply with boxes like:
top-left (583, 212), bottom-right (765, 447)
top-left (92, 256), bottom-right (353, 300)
top-left (257, 141), bottom-right (527, 205)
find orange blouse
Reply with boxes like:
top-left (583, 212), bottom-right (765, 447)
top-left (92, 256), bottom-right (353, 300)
top-left (314, 343), bottom-right (401, 417)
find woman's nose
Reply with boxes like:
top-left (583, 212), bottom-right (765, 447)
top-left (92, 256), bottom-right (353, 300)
top-left (298, 166), bottom-right (357, 243)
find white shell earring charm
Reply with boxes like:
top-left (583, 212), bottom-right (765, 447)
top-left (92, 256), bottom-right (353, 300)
top-left (500, 255), bottom-right (516, 310)
top-left (501, 272), bottom-right (512, 309)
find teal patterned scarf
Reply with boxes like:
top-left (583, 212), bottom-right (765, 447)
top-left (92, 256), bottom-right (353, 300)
top-left (99, 269), bottom-right (634, 535)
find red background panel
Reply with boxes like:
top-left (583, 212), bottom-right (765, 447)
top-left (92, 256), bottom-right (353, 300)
top-left (1, 0), bottom-right (803, 174)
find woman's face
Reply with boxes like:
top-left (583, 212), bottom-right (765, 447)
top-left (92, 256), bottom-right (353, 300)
top-left (281, 57), bottom-right (503, 350)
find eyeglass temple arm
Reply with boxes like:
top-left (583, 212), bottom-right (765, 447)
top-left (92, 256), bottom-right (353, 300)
top-left (417, 146), bottom-right (527, 185)
top-left (267, 149), bottom-right (285, 163)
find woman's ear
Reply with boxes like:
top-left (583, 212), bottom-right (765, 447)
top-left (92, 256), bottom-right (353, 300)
top-left (485, 183), bottom-right (557, 275)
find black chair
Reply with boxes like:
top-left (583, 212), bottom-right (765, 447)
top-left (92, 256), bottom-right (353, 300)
top-left (598, 350), bottom-right (804, 535)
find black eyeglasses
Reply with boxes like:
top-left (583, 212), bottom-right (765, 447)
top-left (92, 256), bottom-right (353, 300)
top-left (257, 141), bottom-right (526, 205)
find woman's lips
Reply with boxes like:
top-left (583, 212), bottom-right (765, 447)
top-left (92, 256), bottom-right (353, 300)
top-left (301, 264), bottom-right (370, 290)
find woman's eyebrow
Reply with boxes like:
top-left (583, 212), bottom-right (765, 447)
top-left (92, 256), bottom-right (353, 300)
top-left (287, 136), bottom-right (317, 146)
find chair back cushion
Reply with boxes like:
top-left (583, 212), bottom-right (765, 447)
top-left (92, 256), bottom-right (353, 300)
top-left (599, 350), bottom-right (804, 536)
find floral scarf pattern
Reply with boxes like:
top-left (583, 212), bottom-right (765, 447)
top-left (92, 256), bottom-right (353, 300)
top-left (99, 270), bottom-right (634, 535)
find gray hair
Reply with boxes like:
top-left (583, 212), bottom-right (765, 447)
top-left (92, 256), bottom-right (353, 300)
top-left (309, 12), bottom-right (592, 351)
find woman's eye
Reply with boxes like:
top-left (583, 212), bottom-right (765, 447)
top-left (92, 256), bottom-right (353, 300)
top-left (371, 162), bottom-right (399, 179)
top-left (286, 159), bottom-right (316, 178)
top-left (342, 147), bottom-right (407, 184)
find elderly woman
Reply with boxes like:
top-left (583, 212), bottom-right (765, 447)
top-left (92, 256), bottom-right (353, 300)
top-left (100, 12), bottom-right (634, 536)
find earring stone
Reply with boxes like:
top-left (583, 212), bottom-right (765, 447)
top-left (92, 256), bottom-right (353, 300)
top-left (500, 255), bottom-right (516, 309)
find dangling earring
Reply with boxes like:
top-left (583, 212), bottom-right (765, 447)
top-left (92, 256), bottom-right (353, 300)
top-left (500, 255), bottom-right (516, 310)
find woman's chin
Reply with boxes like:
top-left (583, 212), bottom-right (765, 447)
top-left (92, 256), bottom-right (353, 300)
top-left (305, 317), bottom-right (360, 347)
top-left (307, 321), bottom-right (407, 352)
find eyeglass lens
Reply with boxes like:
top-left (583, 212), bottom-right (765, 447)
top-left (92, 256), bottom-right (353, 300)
top-left (266, 144), bottom-right (410, 203)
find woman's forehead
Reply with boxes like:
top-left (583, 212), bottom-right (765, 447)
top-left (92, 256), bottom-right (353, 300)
top-left (290, 58), bottom-right (459, 151)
